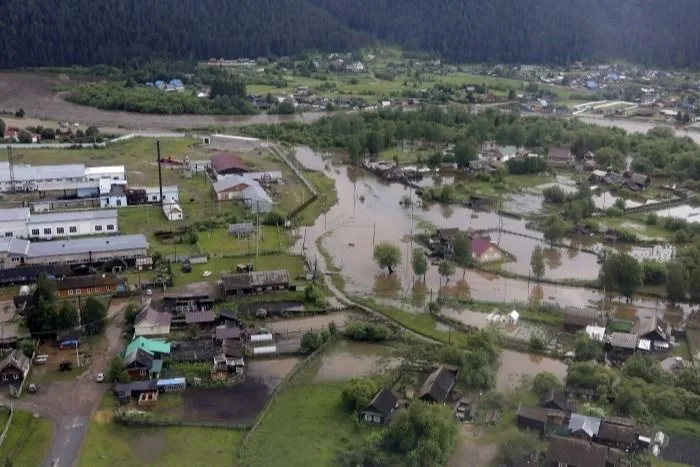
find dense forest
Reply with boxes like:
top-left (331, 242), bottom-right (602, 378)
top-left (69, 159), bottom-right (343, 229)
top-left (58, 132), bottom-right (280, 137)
top-left (1, 0), bottom-right (699, 68)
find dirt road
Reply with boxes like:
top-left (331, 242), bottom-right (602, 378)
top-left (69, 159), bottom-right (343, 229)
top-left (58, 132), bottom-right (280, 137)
top-left (0, 72), bottom-right (322, 131)
top-left (3, 300), bottom-right (130, 467)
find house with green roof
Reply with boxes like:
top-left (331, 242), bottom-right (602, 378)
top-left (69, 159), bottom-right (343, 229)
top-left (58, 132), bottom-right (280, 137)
top-left (124, 336), bottom-right (171, 360)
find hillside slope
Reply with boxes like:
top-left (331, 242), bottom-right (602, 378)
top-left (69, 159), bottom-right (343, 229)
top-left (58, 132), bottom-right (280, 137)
top-left (1, 0), bottom-right (698, 68)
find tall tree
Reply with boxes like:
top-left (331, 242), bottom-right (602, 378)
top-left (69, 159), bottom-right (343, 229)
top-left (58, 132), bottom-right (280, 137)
top-left (26, 275), bottom-right (57, 336)
top-left (411, 248), bottom-right (428, 282)
top-left (81, 297), bottom-right (107, 335)
top-left (665, 262), bottom-right (688, 304)
top-left (365, 131), bottom-right (383, 156)
top-left (438, 260), bottom-right (456, 286)
top-left (598, 252), bottom-right (643, 301)
top-left (373, 242), bottom-right (402, 275)
top-left (55, 300), bottom-right (79, 331)
top-left (530, 245), bottom-right (545, 281)
top-left (452, 235), bottom-right (471, 279)
top-left (453, 137), bottom-right (477, 169)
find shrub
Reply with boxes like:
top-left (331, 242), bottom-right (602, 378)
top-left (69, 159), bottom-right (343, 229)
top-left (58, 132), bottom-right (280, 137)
top-left (344, 322), bottom-right (392, 342)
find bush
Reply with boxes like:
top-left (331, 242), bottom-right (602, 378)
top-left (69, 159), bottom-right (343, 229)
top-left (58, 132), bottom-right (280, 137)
top-left (532, 372), bottom-right (563, 395)
top-left (300, 330), bottom-right (329, 353)
top-left (341, 378), bottom-right (378, 413)
top-left (263, 211), bottom-right (286, 226)
top-left (344, 322), bottom-right (393, 342)
top-left (646, 213), bottom-right (658, 225)
top-left (303, 284), bottom-right (325, 308)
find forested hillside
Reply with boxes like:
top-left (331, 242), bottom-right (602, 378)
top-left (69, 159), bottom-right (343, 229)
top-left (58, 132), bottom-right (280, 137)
top-left (1, 0), bottom-right (699, 68)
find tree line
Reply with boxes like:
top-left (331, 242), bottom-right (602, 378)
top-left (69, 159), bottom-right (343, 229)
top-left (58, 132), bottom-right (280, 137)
top-left (1, 0), bottom-right (699, 68)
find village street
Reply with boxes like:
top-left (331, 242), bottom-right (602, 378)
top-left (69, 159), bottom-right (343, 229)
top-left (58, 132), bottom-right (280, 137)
top-left (2, 302), bottom-right (128, 467)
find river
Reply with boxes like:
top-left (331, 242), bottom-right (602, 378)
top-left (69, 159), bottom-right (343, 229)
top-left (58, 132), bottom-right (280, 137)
top-left (293, 147), bottom-right (692, 324)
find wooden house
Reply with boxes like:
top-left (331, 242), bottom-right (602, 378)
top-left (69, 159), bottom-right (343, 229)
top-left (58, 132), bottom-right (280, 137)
top-left (220, 270), bottom-right (290, 296)
top-left (360, 387), bottom-right (398, 424)
top-left (0, 350), bottom-right (30, 385)
top-left (516, 405), bottom-right (566, 435)
top-left (419, 366), bottom-right (457, 403)
top-left (52, 274), bottom-right (120, 298)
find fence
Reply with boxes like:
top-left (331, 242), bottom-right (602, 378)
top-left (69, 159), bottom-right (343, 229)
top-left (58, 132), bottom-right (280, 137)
top-left (0, 404), bottom-right (14, 448)
top-left (238, 336), bottom-right (335, 458)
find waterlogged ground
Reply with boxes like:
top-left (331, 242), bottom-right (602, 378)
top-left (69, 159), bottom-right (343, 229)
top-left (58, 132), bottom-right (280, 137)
top-left (309, 340), bottom-right (399, 382)
top-left (495, 350), bottom-right (568, 391)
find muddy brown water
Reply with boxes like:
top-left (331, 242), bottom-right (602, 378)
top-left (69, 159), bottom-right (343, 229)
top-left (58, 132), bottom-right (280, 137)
top-left (296, 148), bottom-right (693, 323)
top-left (495, 349), bottom-right (567, 391)
top-left (311, 340), bottom-right (398, 382)
top-left (263, 310), bottom-right (362, 334)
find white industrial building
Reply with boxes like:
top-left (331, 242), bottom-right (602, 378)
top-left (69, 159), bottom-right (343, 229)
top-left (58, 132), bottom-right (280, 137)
top-left (0, 162), bottom-right (126, 193)
top-left (133, 186), bottom-right (180, 203)
top-left (0, 207), bottom-right (118, 239)
top-left (0, 234), bottom-right (150, 266)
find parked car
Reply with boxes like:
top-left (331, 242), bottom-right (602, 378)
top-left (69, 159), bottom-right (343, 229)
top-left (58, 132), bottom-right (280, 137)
top-left (28, 384), bottom-right (37, 394)
top-left (96, 372), bottom-right (104, 383)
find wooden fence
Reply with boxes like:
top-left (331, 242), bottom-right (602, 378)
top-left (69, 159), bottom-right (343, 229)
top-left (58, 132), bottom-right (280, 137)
top-left (0, 404), bottom-right (14, 448)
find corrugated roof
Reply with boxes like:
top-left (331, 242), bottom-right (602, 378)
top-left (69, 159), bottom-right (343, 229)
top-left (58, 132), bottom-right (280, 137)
top-left (26, 234), bottom-right (148, 258)
top-left (0, 162), bottom-right (85, 183)
top-left (28, 209), bottom-right (117, 224)
top-left (85, 166), bottom-right (125, 176)
top-left (242, 184), bottom-right (274, 205)
top-left (212, 175), bottom-right (253, 193)
top-left (157, 377), bottom-right (186, 387)
top-left (125, 337), bottom-right (171, 357)
top-left (568, 413), bottom-right (601, 437)
top-left (211, 153), bottom-right (249, 174)
top-left (0, 207), bottom-right (30, 222)
top-left (0, 237), bottom-right (30, 256)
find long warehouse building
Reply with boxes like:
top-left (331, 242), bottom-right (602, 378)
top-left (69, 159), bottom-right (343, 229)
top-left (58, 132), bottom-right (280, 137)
top-left (0, 207), bottom-right (118, 239)
top-left (0, 234), bottom-right (149, 267)
top-left (0, 162), bottom-right (126, 193)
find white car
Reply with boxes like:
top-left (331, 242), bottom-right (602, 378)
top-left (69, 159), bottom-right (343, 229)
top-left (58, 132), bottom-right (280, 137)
top-left (96, 372), bottom-right (104, 383)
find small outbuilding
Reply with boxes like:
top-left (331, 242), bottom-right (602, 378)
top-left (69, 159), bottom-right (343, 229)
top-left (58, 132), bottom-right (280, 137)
top-left (419, 365), bottom-right (458, 404)
top-left (506, 310), bottom-right (520, 325)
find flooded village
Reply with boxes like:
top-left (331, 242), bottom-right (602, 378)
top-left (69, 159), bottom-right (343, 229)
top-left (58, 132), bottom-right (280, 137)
top-left (2, 89), bottom-right (700, 467)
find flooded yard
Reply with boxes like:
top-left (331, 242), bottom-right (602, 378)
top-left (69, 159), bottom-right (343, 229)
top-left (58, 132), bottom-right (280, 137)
top-left (310, 340), bottom-right (399, 382)
top-left (263, 310), bottom-right (363, 334)
top-left (495, 350), bottom-right (567, 391)
top-left (655, 204), bottom-right (700, 224)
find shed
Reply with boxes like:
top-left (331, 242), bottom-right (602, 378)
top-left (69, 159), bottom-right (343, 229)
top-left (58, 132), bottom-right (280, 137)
top-left (633, 315), bottom-right (671, 343)
top-left (568, 413), bottom-right (602, 439)
top-left (220, 269), bottom-right (290, 295)
top-left (252, 345), bottom-right (277, 356)
top-left (585, 325), bottom-right (606, 342)
top-left (506, 310), bottom-right (520, 325)
top-left (539, 389), bottom-right (574, 413)
top-left (185, 311), bottom-right (216, 327)
top-left (516, 405), bottom-right (566, 435)
top-left (156, 377), bottom-right (187, 393)
top-left (563, 307), bottom-right (602, 332)
top-left (419, 365), bottom-right (457, 403)
top-left (0, 350), bottom-right (30, 385)
top-left (360, 387), bottom-right (398, 424)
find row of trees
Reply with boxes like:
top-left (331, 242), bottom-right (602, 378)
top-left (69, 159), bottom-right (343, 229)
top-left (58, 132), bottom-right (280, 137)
top-left (25, 276), bottom-right (108, 337)
top-left (566, 357), bottom-right (700, 424)
top-left (245, 106), bottom-right (700, 181)
top-left (598, 247), bottom-right (700, 304)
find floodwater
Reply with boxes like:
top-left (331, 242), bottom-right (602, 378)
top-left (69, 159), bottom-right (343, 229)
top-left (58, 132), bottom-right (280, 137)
top-left (591, 192), bottom-right (653, 210)
top-left (577, 116), bottom-right (700, 145)
top-left (247, 357), bottom-right (301, 388)
top-left (495, 350), bottom-right (567, 391)
top-left (655, 204), bottom-right (700, 224)
top-left (264, 310), bottom-right (362, 334)
top-left (497, 232), bottom-right (600, 280)
top-left (311, 340), bottom-right (399, 381)
top-left (295, 147), bottom-right (693, 324)
top-left (294, 146), bottom-right (328, 172)
top-left (502, 192), bottom-right (543, 215)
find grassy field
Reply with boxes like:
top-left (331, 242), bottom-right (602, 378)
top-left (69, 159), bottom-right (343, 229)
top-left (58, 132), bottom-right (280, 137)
top-left (0, 410), bottom-right (53, 467)
top-left (295, 171), bottom-right (338, 226)
top-left (243, 361), bottom-right (372, 466)
top-left (78, 415), bottom-right (244, 467)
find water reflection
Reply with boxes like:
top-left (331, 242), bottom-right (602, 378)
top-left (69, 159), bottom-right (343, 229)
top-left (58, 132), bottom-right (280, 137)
top-left (373, 274), bottom-right (402, 299)
top-left (543, 248), bottom-right (563, 270)
top-left (529, 284), bottom-right (544, 305)
top-left (411, 281), bottom-right (428, 308)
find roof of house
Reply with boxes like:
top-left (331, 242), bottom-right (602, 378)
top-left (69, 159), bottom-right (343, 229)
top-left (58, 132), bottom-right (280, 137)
top-left (215, 325), bottom-right (243, 340)
top-left (220, 269), bottom-right (290, 291)
top-left (0, 237), bottom-right (30, 256)
top-left (568, 413), bottom-right (602, 437)
top-left (185, 311), bottom-right (216, 324)
top-left (517, 405), bottom-right (565, 424)
top-left (471, 237), bottom-right (497, 257)
top-left (242, 183), bottom-right (274, 206)
top-left (26, 234), bottom-right (148, 258)
top-left (123, 347), bottom-right (154, 369)
top-left (135, 307), bottom-right (172, 328)
top-left (211, 174), bottom-right (253, 193)
top-left (0, 349), bottom-right (30, 374)
top-left (548, 147), bottom-right (572, 160)
top-left (540, 389), bottom-right (573, 412)
top-left (633, 315), bottom-right (670, 341)
top-left (218, 309), bottom-right (239, 322)
top-left (625, 172), bottom-right (650, 185)
top-left (51, 274), bottom-right (119, 290)
top-left (547, 435), bottom-right (618, 467)
top-left (114, 379), bottom-right (158, 396)
top-left (125, 337), bottom-right (171, 357)
top-left (361, 387), bottom-right (398, 417)
top-left (0, 207), bottom-right (30, 223)
top-left (597, 421), bottom-right (637, 445)
top-left (563, 307), bottom-right (602, 327)
top-left (211, 153), bottom-right (249, 174)
top-left (85, 166), bottom-right (125, 177)
top-left (607, 332), bottom-right (638, 350)
top-left (28, 209), bottom-right (117, 225)
top-left (419, 366), bottom-right (457, 403)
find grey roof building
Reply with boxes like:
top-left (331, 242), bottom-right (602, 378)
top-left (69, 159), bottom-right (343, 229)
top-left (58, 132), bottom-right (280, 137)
top-left (0, 162), bottom-right (86, 183)
top-left (26, 234), bottom-right (148, 258)
top-left (28, 209), bottom-right (118, 224)
top-left (568, 413), bottom-right (602, 438)
top-left (0, 208), bottom-right (30, 223)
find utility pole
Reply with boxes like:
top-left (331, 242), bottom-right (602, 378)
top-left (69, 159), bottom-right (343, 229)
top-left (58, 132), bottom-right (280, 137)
top-left (7, 146), bottom-right (15, 194)
top-left (156, 140), bottom-right (164, 206)
top-left (256, 201), bottom-right (260, 258)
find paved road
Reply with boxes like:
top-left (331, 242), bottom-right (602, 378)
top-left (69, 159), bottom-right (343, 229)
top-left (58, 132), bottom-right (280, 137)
top-left (2, 301), bottom-right (129, 467)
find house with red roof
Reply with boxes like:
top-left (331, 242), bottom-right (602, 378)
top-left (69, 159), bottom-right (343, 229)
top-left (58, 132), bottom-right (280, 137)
top-left (211, 152), bottom-right (250, 176)
top-left (471, 237), bottom-right (503, 263)
top-left (3, 127), bottom-right (41, 143)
